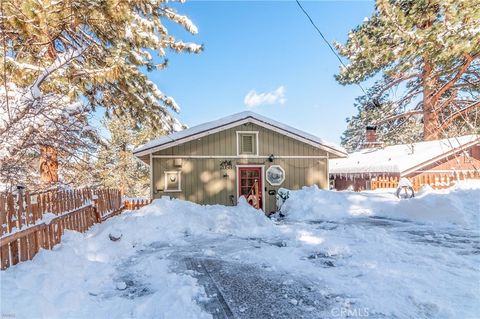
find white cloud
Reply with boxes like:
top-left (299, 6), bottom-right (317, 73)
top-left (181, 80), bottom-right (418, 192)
top-left (244, 86), bottom-right (286, 108)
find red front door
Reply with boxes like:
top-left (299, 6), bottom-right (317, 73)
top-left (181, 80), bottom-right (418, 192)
top-left (238, 166), bottom-right (263, 210)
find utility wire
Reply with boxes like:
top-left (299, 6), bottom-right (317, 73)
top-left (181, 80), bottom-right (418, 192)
top-left (295, 0), bottom-right (367, 96)
top-left (295, 0), bottom-right (480, 152)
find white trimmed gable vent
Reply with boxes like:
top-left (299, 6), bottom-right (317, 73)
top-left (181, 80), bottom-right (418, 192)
top-left (242, 134), bottom-right (254, 153)
top-left (237, 131), bottom-right (258, 155)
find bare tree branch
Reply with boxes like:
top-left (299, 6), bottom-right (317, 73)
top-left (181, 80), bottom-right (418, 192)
top-left (439, 100), bottom-right (480, 130)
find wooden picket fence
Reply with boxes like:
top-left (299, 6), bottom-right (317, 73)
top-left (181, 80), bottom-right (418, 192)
top-left (124, 198), bottom-right (152, 210)
top-left (0, 188), bottom-right (124, 270)
top-left (410, 171), bottom-right (480, 191)
top-left (371, 171), bottom-right (480, 191)
top-left (371, 177), bottom-right (399, 190)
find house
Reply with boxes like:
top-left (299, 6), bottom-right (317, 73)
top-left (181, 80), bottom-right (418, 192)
top-left (329, 130), bottom-right (480, 191)
top-left (134, 111), bottom-right (346, 214)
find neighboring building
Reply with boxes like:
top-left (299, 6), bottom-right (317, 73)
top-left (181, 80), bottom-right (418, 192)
top-left (330, 130), bottom-right (480, 191)
top-left (134, 111), bottom-right (346, 214)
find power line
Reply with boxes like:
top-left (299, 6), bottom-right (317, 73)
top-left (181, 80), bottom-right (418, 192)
top-left (295, 0), bottom-right (367, 96)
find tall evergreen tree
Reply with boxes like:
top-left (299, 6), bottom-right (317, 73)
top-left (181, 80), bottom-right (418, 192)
top-left (1, 0), bottom-right (200, 190)
top-left (94, 116), bottom-right (159, 198)
top-left (335, 0), bottom-right (480, 142)
top-left (341, 82), bottom-right (422, 152)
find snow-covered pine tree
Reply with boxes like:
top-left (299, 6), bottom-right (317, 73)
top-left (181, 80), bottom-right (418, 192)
top-left (62, 152), bottom-right (101, 190)
top-left (341, 82), bottom-right (422, 152)
top-left (1, 0), bottom-right (200, 190)
top-left (94, 116), bottom-right (160, 198)
top-left (335, 0), bottom-right (480, 142)
top-left (0, 81), bottom-right (97, 191)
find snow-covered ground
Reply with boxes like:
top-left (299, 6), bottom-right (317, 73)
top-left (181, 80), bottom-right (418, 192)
top-left (1, 182), bottom-right (479, 318)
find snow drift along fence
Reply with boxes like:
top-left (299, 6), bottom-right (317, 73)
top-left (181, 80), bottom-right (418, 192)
top-left (0, 188), bottom-right (123, 270)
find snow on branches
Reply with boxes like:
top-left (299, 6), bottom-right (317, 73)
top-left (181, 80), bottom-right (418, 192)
top-left (1, 0), bottom-right (201, 190)
top-left (335, 0), bottom-right (480, 142)
top-left (0, 82), bottom-right (96, 190)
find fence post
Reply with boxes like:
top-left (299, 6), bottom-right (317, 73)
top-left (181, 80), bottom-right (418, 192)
top-left (92, 193), bottom-right (101, 223)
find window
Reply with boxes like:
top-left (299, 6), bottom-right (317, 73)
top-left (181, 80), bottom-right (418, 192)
top-left (164, 171), bottom-right (181, 192)
top-left (237, 131), bottom-right (258, 155)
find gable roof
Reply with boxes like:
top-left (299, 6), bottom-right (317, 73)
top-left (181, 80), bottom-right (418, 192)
top-left (329, 135), bottom-right (479, 176)
top-left (134, 111), bottom-right (347, 158)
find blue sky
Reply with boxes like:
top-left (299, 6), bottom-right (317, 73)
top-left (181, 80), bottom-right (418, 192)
top-left (149, 0), bottom-right (375, 144)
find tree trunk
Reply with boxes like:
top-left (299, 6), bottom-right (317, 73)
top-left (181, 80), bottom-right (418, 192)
top-left (39, 145), bottom-right (59, 184)
top-left (120, 181), bottom-right (125, 198)
top-left (119, 144), bottom-right (126, 198)
top-left (422, 59), bottom-right (440, 141)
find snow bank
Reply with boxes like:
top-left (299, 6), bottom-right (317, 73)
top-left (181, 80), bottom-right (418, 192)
top-left (1, 230), bottom-right (210, 319)
top-left (244, 182), bottom-right (480, 318)
top-left (2, 186), bottom-right (478, 318)
top-left (281, 183), bottom-right (480, 226)
top-left (100, 196), bottom-right (279, 246)
top-left (1, 197), bottom-right (276, 319)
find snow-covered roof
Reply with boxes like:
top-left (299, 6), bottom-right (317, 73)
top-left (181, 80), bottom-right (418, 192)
top-left (134, 111), bottom-right (347, 158)
top-left (329, 135), bottom-right (480, 175)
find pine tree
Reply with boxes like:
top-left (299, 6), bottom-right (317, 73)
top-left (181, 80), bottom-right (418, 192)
top-left (94, 116), bottom-right (158, 198)
top-left (0, 82), bottom-right (97, 190)
top-left (335, 0), bottom-right (480, 142)
top-left (341, 82), bottom-right (423, 152)
top-left (62, 153), bottom-right (101, 190)
top-left (2, 0), bottom-right (201, 129)
top-left (1, 0), bottom-right (200, 190)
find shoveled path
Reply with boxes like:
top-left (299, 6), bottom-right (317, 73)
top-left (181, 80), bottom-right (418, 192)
top-left (159, 234), bottom-right (337, 319)
top-left (116, 234), bottom-right (336, 319)
top-left (183, 257), bottom-right (331, 319)
top-left (114, 215), bottom-right (480, 319)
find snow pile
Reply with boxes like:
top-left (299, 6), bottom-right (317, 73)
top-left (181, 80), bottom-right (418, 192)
top-left (238, 183), bottom-right (480, 318)
top-left (281, 183), bottom-right (480, 226)
top-left (100, 196), bottom-right (279, 245)
top-left (2, 185), bottom-right (479, 318)
top-left (1, 197), bottom-right (277, 319)
top-left (1, 229), bottom-right (210, 319)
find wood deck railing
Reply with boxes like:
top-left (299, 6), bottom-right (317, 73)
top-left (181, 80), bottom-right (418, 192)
top-left (0, 188), bottom-right (125, 270)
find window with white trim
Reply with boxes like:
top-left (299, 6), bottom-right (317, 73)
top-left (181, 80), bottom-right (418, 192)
top-left (237, 132), bottom-right (258, 155)
top-left (164, 171), bottom-right (181, 192)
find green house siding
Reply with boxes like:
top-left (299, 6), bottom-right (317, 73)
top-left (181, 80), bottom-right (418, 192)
top-left (151, 123), bottom-right (328, 213)
top-left (152, 123), bottom-right (328, 157)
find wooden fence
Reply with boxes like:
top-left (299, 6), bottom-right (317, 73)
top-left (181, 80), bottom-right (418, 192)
top-left (410, 171), bottom-right (480, 191)
top-left (371, 171), bottom-right (480, 191)
top-left (124, 198), bottom-right (152, 210)
top-left (0, 188), bottom-right (124, 270)
top-left (370, 177), bottom-right (399, 190)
